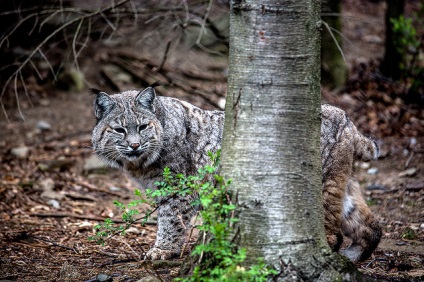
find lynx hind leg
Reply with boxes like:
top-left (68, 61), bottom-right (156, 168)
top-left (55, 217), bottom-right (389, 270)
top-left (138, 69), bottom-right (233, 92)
top-left (340, 179), bottom-right (382, 262)
top-left (321, 142), bottom-right (353, 252)
top-left (145, 196), bottom-right (196, 260)
top-left (323, 176), bottom-right (348, 252)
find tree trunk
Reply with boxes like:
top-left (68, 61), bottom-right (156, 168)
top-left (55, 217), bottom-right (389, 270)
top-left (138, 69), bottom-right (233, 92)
top-left (380, 0), bottom-right (405, 80)
top-left (221, 1), bottom-right (369, 280)
top-left (321, 0), bottom-right (347, 88)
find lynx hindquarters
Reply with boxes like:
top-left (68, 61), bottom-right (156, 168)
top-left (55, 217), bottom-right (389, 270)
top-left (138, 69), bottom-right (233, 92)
top-left (91, 87), bottom-right (381, 262)
top-left (321, 104), bottom-right (381, 262)
top-left (341, 179), bottom-right (382, 262)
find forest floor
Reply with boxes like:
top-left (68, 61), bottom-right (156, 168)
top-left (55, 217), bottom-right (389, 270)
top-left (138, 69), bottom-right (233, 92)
top-left (0, 1), bottom-right (423, 281)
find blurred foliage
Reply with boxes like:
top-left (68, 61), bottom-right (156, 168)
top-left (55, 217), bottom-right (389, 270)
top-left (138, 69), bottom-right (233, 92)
top-left (391, 5), bottom-right (423, 104)
top-left (321, 0), bottom-right (347, 89)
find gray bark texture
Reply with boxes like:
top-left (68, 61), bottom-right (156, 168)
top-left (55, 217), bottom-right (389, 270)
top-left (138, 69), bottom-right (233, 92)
top-left (221, 1), bottom-right (374, 281)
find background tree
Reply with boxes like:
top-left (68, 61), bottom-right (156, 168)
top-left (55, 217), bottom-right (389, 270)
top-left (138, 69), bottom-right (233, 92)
top-left (380, 0), bottom-right (405, 80)
top-left (220, 0), bottom-right (371, 280)
top-left (321, 0), bottom-right (347, 88)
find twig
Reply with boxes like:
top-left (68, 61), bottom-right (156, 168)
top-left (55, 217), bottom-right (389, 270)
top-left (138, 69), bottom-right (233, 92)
top-left (31, 235), bottom-right (79, 253)
top-left (0, 0), bottom-right (131, 118)
top-left (195, 0), bottom-right (224, 56)
top-left (77, 180), bottom-right (125, 198)
top-left (158, 41), bottom-right (171, 71)
top-left (13, 73), bottom-right (24, 121)
top-left (39, 49), bottom-right (58, 80)
top-left (404, 151), bottom-right (414, 168)
top-left (197, 230), bottom-right (207, 264)
top-left (111, 237), bottom-right (142, 261)
top-left (180, 211), bottom-right (200, 258)
top-left (322, 20), bottom-right (346, 65)
top-left (383, 182), bottom-right (424, 193)
top-left (72, 18), bottom-right (84, 74)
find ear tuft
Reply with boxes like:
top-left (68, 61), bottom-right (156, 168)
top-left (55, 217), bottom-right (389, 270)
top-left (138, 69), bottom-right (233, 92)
top-left (150, 81), bottom-right (161, 88)
top-left (135, 87), bottom-right (156, 112)
top-left (94, 92), bottom-right (115, 120)
top-left (90, 88), bottom-right (102, 95)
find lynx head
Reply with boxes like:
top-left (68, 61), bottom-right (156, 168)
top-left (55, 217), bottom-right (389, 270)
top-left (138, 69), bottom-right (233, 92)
top-left (91, 87), bottom-right (163, 169)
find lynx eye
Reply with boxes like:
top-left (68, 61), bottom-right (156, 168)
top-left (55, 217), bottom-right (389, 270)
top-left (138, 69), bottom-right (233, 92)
top-left (113, 127), bottom-right (126, 134)
top-left (138, 124), bottom-right (148, 132)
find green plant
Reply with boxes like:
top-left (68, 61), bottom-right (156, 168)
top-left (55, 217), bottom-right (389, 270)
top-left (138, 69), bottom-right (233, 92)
top-left (366, 198), bottom-right (379, 207)
top-left (88, 151), bottom-right (277, 281)
top-left (402, 227), bottom-right (417, 240)
top-left (390, 8), bottom-right (423, 98)
top-left (178, 152), bottom-right (277, 281)
top-left (390, 15), bottom-right (420, 73)
top-left (87, 189), bottom-right (155, 245)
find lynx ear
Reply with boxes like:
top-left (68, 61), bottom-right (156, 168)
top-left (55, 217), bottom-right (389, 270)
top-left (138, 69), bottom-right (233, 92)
top-left (135, 87), bottom-right (156, 112)
top-left (94, 92), bottom-right (115, 120)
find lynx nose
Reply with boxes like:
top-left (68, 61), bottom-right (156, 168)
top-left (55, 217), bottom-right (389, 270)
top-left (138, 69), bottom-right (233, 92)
top-left (129, 143), bottom-right (140, 150)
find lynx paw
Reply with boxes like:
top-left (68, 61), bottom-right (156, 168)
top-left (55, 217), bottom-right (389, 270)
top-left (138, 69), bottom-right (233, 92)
top-left (326, 233), bottom-right (343, 252)
top-left (339, 245), bottom-right (362, 262)
top-left (145, 247), bottom-right (178, 260)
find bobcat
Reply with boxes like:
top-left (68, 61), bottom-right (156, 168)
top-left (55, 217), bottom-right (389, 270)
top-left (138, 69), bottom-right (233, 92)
top-left (91, 86), bottom-right (381, 262)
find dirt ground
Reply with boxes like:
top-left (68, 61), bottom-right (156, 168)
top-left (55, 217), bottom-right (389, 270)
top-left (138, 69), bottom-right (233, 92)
top-left (1, 1), bottom-right (423, 281)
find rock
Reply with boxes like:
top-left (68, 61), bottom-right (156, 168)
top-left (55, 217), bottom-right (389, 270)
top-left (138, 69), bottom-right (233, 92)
top-left (218, 98), bottom-right (226, 110)
top-left (96, 273), bottom-right (112, 282)
top-left (39, 178), bottom-right (64, 201)
top-left (410, 225), bottom-right (420, 231)
top-left (398, 168), bottom-right (417, 177)
top-left (395, 241), bottom-right (407, 246)
top-left (367, 167), bottom-right (378, 175)
top-left (363, 34), bottom-right (383, 44)
top-left (47, 199), bottom-right (60, 209)
top-left (77, 221), bottom-right (92, 230)
top-left (39, 158), bottom-right (75, 172)
top-left (340, 93), bottom-right (355, 105)
top-left (10, 146), bottom-right (29, 159)
top-left (366, 184), bottom-right (387, 191)
top-left (125, 227), bottom-right (141, 235)
top-left (36, 120), bottom-right (52, 131)
top-left (56, 67), bottom-right (85, 92)
top-left (409, 137), bottom-right (417, 147)
top-left (357, 162), bottom-right (370, 169)
top-left (136, 276), bottom-right (161, 282)
top-left (83, 154), bottom-right (109, 174)
top-left (109, 186), bottom-right (121, 192)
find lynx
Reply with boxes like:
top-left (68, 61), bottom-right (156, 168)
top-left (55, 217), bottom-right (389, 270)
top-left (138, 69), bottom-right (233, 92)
top-left (92, 87), bottom-right (381, 262)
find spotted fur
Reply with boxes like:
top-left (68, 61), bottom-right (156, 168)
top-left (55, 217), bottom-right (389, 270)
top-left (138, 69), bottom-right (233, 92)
top-left (321, 104), bottom-right (381, 261)
top-left (92, 88), bottom-right (381, 262)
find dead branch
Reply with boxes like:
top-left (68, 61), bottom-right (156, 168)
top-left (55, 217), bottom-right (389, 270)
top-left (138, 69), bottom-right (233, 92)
top-left (1, 0), bottom-right (131, 121)
top-left (30, 212), bottom-right (157, 225)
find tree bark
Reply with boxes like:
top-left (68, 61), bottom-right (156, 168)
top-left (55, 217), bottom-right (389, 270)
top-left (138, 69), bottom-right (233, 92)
top-left (221, 1), bottom-right (371, 280)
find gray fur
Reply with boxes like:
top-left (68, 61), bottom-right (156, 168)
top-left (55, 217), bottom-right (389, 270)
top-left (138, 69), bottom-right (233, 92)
top-left (92, 89), bottom-right (380, 262)
top-left (92, 87), bottom-right (223, 260)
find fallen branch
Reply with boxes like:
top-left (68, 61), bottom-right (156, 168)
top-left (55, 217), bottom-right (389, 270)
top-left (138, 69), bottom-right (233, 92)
top-left (30, 212), bottom-right (157, 225)
top-left (383, 181), bottom-right (424, 193)
top-left (77, 180), bottom-right (125, 198)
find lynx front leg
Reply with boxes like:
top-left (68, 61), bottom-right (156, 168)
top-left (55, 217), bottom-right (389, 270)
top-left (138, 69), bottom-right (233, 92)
top-left (340, 179), bottom-right (382, 262)
top-left (145, 196), bottom-right (196, 260)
